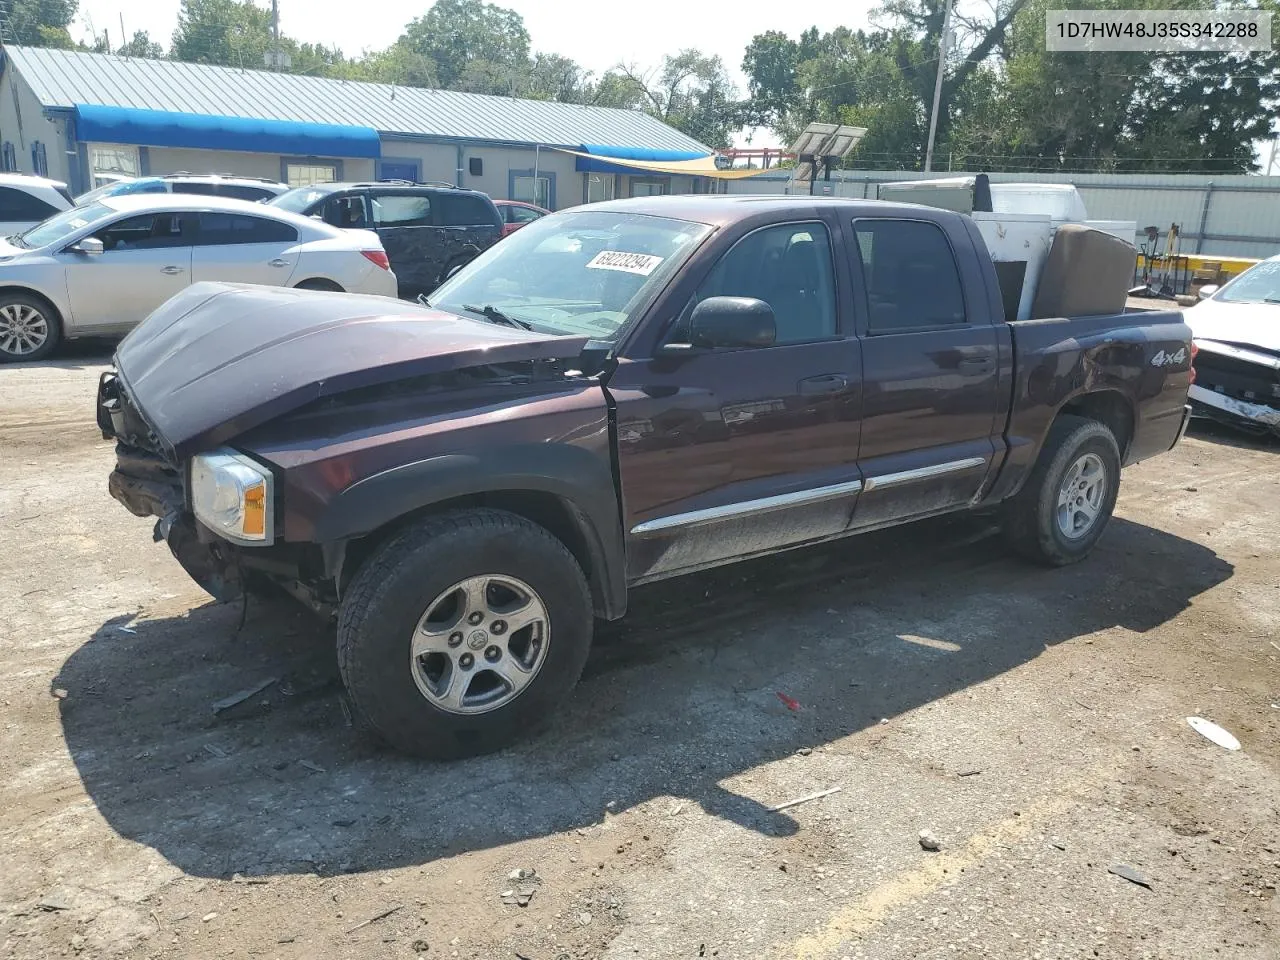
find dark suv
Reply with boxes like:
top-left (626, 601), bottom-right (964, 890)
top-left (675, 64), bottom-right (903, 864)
top-left (269, 181), bottom-right (503, 299)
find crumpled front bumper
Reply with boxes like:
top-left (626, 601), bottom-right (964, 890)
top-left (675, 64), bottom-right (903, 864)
top-left (1188, 385), bottom-right (1280, 436)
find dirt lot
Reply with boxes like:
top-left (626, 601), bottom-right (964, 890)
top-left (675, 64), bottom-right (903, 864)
top-left (2, 347), bottom-right (1278, 960)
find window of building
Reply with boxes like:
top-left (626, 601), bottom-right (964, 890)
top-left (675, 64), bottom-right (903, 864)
top-left (30, 142), bottom-right (48, 177)
top-left (370, 193), bottom-right (432, 227)
top-left (687, 222), bottom-right (838, 344)
top-left (513, 175), bottom-right (550, 207)
top-left (89, 144), bottom-right (140, 187)
top-left (0, 186), bottom-right (60, 221)
top-left (435, 192), bottom-right (497, 227)
top-left (853, 219), bottom-right (967, 332)
top-left (195, 212), bottom-right (298, 245)
top-left (629, 177), bottom-right (669, 198)
top-left (285, 162), bottom-right (338, 187)
top-left (585, 174), bottom-right (614, 204)
top-left (1, 142), bottom-right (16, 172)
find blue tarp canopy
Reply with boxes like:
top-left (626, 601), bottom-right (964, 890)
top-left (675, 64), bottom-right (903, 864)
top-left (574, 143), bottom-right (709, 175)
top-left (73, 104), bottom-right (381, 158)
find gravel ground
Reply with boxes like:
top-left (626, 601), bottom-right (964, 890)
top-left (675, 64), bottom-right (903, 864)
top-left (1, 348), bottom-right (1277, 960)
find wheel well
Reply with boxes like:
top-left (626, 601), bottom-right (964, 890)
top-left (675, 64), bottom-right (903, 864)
top-left (0, 286), bottom-right (63, 327)
top-left (339, 491), bottom-right (608, 616)
top-left (1059, 391), bottom-right (1133, 456)
top-left (294, 278), bottom-right (344, 292)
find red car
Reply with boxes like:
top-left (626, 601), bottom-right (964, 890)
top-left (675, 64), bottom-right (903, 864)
top-left (494, 199), bottom-right (550, 237)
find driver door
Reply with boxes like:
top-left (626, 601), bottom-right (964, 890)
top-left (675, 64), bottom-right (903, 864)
top-left (60, 212), bottom-right (193, 332)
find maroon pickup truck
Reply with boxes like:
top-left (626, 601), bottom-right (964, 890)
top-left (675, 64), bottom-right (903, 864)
top-left (99, 196), bottom-right (1193, 758)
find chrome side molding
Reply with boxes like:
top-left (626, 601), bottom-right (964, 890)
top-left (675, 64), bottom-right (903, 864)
top-left (630, 479), bottom-right (864, 536)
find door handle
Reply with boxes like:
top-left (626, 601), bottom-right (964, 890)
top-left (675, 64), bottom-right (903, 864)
top-left (269, 258), bottom-right (291, 268)
top-left (958, 356), bottom-right (994, 375)
top-left (160, 265), bottom-right (185, 275)
top-left (798, 374), bottom-right (848, 395)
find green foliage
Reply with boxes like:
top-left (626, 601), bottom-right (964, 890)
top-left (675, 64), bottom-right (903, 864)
top-left (7, 0), bottom-right (79, 48)
top-left (118, 30), bottom-right (166, 59)
top-left (399, 0), bottom-right (529, 93)
top-left (171, 0), bottom-right (272, 67)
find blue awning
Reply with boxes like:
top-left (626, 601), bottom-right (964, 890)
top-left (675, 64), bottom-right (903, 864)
top-left (73, 104), bottom-right (381, 159)
top-left (575, 143), bottom-right (710, 174)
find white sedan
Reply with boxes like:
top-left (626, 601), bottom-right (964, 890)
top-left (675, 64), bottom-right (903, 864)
top-left (0, 193), bottom-right (398, 361)
top-left (1185, 254), bottom-right (1280, 436)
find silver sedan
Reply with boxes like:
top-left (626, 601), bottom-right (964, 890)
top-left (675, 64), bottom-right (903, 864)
top-left (0, 193), bottom-right (398, 361)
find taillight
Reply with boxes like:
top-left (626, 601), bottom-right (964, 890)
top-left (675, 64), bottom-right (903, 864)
top-left (361, 250), bottom-right (390, 270)
top-left (1189, 341), bottom-right (1198, 384)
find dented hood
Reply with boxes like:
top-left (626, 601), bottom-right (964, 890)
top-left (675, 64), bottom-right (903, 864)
top-left (114, 282), bottom-right (589, 457)
top-left (1185, 298), bottom-right (1280, 354)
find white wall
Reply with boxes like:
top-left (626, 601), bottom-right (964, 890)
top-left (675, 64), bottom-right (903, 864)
top-left (0, 66), bottom-right (69, 182)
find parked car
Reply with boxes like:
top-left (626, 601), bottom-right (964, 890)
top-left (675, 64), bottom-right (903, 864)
top-left (269, 181), bottom-right (503, 299)
top-left (0, 173), bottom-right (74, 237)
top-left (1185, 254), bottom-right (1280, 436)
top-left (0, 193), bottom-right (395, 361)
top-left (494, 199), bottom-right (550, 237)
top-left (75, 174), bottom-right (290, 205)
top-left (98, 196), bottom-right (1193, 758)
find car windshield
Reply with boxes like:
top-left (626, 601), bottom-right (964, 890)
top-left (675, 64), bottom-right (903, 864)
top-left (15, 202), bottom-right (114, 248)
top-left (1216, 260), bottom-right (1280, 304)
top-left (270, 186), bottom-right (334, 214)
top-left (429, 210), bottom-right (711, 339)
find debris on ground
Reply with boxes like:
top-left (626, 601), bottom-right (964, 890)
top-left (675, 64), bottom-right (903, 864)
top-left (776, 691), bottom-right (801, 711)
top-left (202, 912), bottom-right (218, 922)
top-left (918, 829), bottom-right (942, 851)
top-left (957, 768), bottom-right (982, 777)
top-left (501, 868), bottom-right (541, 907)
top-left (1186, 716), bottom-right (1241, 751)
top-left (299, 759), bottom-right (327, 773)
top-left (346, 904), bottom-right (402, 933)
top-left (768, 786), bottom-right (842, 813)
top-left (51, 688), bottom-right (67, 700)
top-left (37, 893), bottom-right (70, 911)
top-left (211, 677), bottom-right (279, 716)
top-left (1108, 864), bottom-right (1153, 889)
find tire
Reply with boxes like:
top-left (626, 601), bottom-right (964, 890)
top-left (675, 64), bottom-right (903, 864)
top-left (1001, 414), bottom-right (1121, 566)
top-left (0, 292), bottom-right (62, 363)
top-left (294, 278), bottom-right (344, 292)
top-left (337, 509), bottom-right (593, 759)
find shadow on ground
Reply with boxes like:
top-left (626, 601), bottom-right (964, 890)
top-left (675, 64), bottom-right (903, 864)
top-left (1186, 418), bottom-right (1280, 451)
top-left (56, 514), bottom-right (1231, 879)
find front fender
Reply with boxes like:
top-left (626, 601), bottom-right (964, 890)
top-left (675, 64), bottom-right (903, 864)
top-left (312, 443), bottom-right (627, 619)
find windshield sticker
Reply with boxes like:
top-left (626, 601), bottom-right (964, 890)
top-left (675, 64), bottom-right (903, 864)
top-left (585, 251), bottom-right (664, 276)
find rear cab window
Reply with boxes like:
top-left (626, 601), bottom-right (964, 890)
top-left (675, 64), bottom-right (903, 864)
top-left (852, 218), bottom-right (967, 333)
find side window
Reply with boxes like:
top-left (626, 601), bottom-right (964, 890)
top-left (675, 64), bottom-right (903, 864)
top-left (689, 222), bottom-right (837, 344)
top-left (510, 205), bottom-right (543, 224)
top-left (0, 186), bottom-right (59, 221)
top-left (218, 184), bottom-right (275, 202)
top-left (853, 219), bottom-right (966, 332)
top-left (322, 195), bottom-right (369, 229)
top-left (95, 214), bottom-right (186, 251)
top-left (370, 193), bottom-right (431, 227)
top-left (435, 193), bottom-right (496, 227)
top-left (196, 212), bottom-right (298, 245)
top-left (174, 182), bottom-right (218, 196)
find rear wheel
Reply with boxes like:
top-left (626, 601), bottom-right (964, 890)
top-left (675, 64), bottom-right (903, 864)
top-left (0, 293), bottom-right (61, 362)
top-left (1001, 415), bottom-right (1121, 566)
top-left (294, 278), bottom-right (344, 292)
top-left (336, 509), bottom-right (593, 759)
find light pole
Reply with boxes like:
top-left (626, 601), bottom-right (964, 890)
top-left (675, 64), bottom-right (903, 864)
top-left (924, 0), bottom-right (955, 173)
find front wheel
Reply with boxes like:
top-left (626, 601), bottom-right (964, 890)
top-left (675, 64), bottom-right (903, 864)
top-left (1001, 415), bottom-right (1121, 566)
top-left (0, 294), bottom-right (62, 362)
top-left (336, 509), bottom-right (593, 759)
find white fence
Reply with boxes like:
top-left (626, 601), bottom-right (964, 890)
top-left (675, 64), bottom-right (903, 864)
top-left (725, 170), bottom-right (1280, 260)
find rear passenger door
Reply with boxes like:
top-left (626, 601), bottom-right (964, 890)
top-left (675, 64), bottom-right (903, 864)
top-left (369, 189), bottom-right (434, 298)
top-left (433, 192), bottom-right (503, 282)
top-left (190, 211), bottom-right (301, 287)
top-left (848, 217), bottom-right (1004, 530)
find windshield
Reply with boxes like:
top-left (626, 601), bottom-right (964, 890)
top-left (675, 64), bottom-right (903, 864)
top-left (1216, 259), bottom-right (1280, 304)
top-left (16, 202), bottom-right (114, 249)
top-left (429, 210), bottom-right (711, 339)
top-left (270, 186), bottom-right (334, 214)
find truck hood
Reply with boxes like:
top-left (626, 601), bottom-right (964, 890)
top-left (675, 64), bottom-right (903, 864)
top-left (1185, 298), bottom-right (1280, 354)
top-left (114, 282), bottom-right (590, 458)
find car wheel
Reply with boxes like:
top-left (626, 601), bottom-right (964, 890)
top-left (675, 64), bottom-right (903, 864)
top-left (1001, 414), bottom-right (1121, 566)
top-left (336, 509), bottom-right (593, 759)
top-left (0, 293), bottom-right (62, 363)
top-left (294, 278), bottom-right (344, 292)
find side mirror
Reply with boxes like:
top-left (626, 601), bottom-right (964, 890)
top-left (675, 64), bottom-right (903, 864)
top-left (1197, 284), bottom-right (1219, 299)
top-left (69, 237), bottom-right (104, 256)
top-left (686, 296), bottom-right (776, 350)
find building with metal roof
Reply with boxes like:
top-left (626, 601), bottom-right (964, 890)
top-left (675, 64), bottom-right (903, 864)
top-left (0, 45), bottom-right (719, 207)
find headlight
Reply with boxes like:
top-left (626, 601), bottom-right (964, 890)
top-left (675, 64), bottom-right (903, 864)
top-left (190, 449), bottom-right (274, 544)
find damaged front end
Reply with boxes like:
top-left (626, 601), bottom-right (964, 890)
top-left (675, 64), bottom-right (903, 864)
top-left (99, 371), bottom-right (248, 603)
top-left (1187, 339), bottom-right (1280, 437)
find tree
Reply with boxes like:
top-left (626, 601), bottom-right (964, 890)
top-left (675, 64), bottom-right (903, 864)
top-left (7, 0), bottom-right (78, 47)
top-left (118, 30), bottom-right (165, 59)
top-left (521, 53), bottom-right (591, 102)
top-left (399, 0), bottom-right (530, 93)
top-left (352, 43), bottom-right (439, 87)
top-left (611, 50), bottom-right (743, 147)
top-left (741, 31), bottom-right (801, 130)
top-left (170, 0), bottom-right (272, 68)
